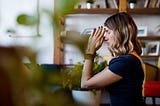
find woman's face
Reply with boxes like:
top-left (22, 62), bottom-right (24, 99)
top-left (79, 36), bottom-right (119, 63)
top-left (104, 27), bottom-right (115, 47)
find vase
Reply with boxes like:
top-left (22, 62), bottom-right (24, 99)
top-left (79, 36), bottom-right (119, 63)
top-left (86, 3), bottom-right (93, 9)
top-left (129, 2), bottom-right (136, 8)
top-left (72, 89), bottom-right (101, 106)
top-left (142, 47), bottom-right (147, 55)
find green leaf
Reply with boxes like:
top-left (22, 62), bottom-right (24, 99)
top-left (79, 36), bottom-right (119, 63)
top-left (16, 14), bottom-right (37, 26)
top-left (56, 0), bottom-right (79, 14)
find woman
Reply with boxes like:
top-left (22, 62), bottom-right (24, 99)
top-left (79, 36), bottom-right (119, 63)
top-left (81, 12), bottom-right (145, 106)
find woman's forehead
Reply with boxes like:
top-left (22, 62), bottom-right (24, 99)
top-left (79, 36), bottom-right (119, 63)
top-left (103, 26), bottom-right (112, 31)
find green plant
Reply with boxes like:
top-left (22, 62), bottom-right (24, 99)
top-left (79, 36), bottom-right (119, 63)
top-left (129, 0), bottom-right (137, 3)
top-left (140, 41), bottom-right (146, 48)
top-left (62, 54), bottom-right (107, 90)
top-left (16, 14), bottom-right (38, 26)
top-left (86, 0), bottom-right (94, 4)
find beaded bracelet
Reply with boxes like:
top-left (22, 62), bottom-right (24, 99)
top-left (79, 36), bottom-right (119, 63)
top-left (84, 53), bottom-right (95, 61)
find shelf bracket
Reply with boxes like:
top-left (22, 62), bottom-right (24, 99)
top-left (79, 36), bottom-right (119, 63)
top-left (119, 0), bottom-right (127, 12)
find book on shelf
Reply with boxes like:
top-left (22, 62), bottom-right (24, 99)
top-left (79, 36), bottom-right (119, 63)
top-left (144, 0), bottom-right (160, 8)
top-left (112, 0), bottom-right (118, 8)
top-left (150, 0), bottom-right (157, 8)
top-left (156, 0), bottom-right (160, 8)
top-left (144, 0), bottom-right (151, 8)
top-left (107, 0), bottom-right (118, 8)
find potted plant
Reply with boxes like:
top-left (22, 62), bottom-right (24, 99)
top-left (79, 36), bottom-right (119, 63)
top-left (129, 0), bottom-right (137, 8)
top-left (62, 54), bottom-right (107, 106)
top-left (140, 41), bottom-right (146, 55)
top-left (86, 0), bottom-right (95, 9)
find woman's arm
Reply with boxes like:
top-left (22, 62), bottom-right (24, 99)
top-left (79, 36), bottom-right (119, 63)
top-left (81, 26), bottom-right (122, 89)
top-left (81, 65), bottom-right (123, 89)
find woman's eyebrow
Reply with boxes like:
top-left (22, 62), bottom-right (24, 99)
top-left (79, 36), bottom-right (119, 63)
top-left (105, 29), bottom-right (109, 32)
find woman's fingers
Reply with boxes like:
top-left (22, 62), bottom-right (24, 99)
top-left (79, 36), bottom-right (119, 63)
top-left (89, 26), bottom-right (105, 43)
top-left (95, 26), bottom-right (105, 42)
top-left (90, 28), bottom-right (96, 38)
top-left (94, 26), bottom-right (101, 37)
top-left (91, 26), bottom-right (104, 38)
top-left (87, 26), bottom-right (106, 52)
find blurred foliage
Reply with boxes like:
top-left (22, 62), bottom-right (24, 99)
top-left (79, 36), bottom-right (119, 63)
top-left (0, 0), bottom-right (85, 106)
top-left (62, 62), bottom-right (83, 90)
top-left (15, 0), bottom-right (86, 54)
top-left (56, 0), bottom-right (79, 15)
top-left (140, 41), bottom-right (146, 48)
top-left (62, 54), bottom-right (107, 90)
top-left (0, 0), bottom-right (112, 105)
top-left (16, 14), bottom-right (37, 26)
top-left (0, 46), bottom-right (79, 106)
top-left (15, 0), bottom-right (80, 30)
top-left (53, 0), bottom-right (79, 31)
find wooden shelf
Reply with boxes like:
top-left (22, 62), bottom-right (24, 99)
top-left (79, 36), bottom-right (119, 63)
top-left (65, 8), bottom-right (160, 15)
top-left (127, 8), bottom-right (160, 15)
top-left (138, 36), bottom-right (160, 40)
top-left (141, 55), bottom-right (160, 58)
top-left (71, 8), bottom-right (119, 14)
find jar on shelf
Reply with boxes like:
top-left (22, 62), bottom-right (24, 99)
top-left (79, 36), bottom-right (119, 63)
top-left (86, 0), bottom-right (94, 9)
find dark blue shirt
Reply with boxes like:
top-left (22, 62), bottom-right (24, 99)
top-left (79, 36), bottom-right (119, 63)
top-left (107, 54), bottom-right (145, 106)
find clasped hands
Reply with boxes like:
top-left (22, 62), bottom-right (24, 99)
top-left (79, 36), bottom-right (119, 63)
top-left (86, 26), bottom-right (106, 55)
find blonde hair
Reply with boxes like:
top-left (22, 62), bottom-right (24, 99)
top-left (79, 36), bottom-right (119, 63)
top-left (104, 12), bottom-right (142, 57)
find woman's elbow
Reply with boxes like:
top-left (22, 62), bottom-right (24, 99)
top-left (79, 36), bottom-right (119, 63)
top-left (81, 82), bottom-right (91, 89)
top-left (81, 83), bottom-right (86, 89)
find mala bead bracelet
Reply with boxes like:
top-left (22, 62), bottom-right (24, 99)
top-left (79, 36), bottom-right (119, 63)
top-left (84, 53), bottom-right (96, 61)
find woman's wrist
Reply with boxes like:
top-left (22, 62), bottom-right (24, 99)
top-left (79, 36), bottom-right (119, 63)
top-left (86, 49), bottom-right (95, 55)
top-left (84, 53), bottom-right (96, 61)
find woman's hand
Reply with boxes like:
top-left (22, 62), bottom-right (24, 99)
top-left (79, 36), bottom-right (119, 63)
top-left (86, 26), bottom-right (105, 54)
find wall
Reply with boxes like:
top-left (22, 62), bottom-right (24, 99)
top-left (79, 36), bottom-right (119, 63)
top-left (0, 0), bottom-right (54, 64)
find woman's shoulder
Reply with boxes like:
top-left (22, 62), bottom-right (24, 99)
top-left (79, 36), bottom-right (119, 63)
top-left (110, 54), bottom-right (140, 64)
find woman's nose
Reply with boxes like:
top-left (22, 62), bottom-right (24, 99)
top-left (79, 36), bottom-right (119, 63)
top-left (103, 34), bottom-right (108, 41)
top-left (104, 37), bottom-right (108, 41)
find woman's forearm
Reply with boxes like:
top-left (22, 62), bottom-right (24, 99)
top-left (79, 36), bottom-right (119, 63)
top-left (81, 59), bottom-right (94, 88)
top-left (81, 26), bottom-right (105, 88)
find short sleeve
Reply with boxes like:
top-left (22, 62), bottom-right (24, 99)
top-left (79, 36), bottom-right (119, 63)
top-left (108, 56), bottom-right (131, 78)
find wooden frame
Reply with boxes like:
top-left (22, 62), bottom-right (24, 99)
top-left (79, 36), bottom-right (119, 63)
top-left (138, 26), bottom-right (148, 36)
top-left (146, 41), bottom-right (160, 55)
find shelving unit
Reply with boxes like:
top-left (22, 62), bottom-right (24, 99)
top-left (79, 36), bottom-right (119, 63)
top-left (141, 55), bottom-right (160, 58)
top-left (138, 36), bottom-right (160, 40)
top-left (54, 0), bottom-right (160, 64)
top-left (127, 8), bottom-right (160, 14)
top-left (69, 8), bottom-right (160, 15)
top-left (73, 8), bottom-right (118, 14)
